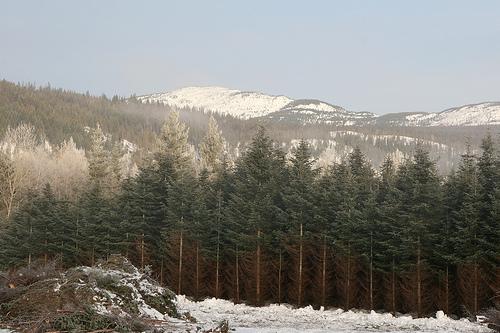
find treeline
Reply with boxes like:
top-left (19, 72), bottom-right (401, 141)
top-left (2, 79), bottom-right (497, 172)
top-left (0, 111), bottom-right (498, 318)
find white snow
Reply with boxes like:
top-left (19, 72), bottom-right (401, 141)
top-left (175, 296), bottom-right (492, 333)
top-left (138, 87), bottom-right (500, 127)
top-left (138, 86), bottom-right (292, 119)
top-left (403, 103), bottom-right (500, 127)
top-left (281, 101), bottom-right (346, 113)
top-left (137, 87), bottom-right (376, 123)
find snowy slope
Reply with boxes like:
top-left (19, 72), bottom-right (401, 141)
top-left (137, 87), bottom-right (292, 119)
top-left (376, 102), bottom-right (500, 127)
top-left (137, 87), bottom-right (375, 123)
top-left (138, 87), bottom-right (500, 127)
top-left (427, 102), bottom-right (500, 126)
top-left (176, 296), bottom-right (492, 333)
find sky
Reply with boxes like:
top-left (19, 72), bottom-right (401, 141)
top-left (1, 0), bottom-right (499, 115)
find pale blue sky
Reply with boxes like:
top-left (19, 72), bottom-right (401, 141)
top-left (1, 0), bottom-right (499, 114)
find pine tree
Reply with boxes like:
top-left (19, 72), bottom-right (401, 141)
top-left (282, 140), bottom-right (317, 306)
top-left (476, 134), bottom-right (499, 266)
top-left (0, 191), bottom-right (39, 267)
top-left (440, 144), bottom-right (478, 314)
top-left (158, 111), bottom-right (196, 294)
top-left (396, 146), bottom-right (442, 317)
top-left (87, 124), bottom-right (110, 190)
top-left (226, 126), bottom-right (285, 305)
top-left (374, 156), bottom-right (402, 313)
top-left (158, 111), bottom-right (194, 176)
top-left (199, 116), bottom-right (224, 173)
top-left (119, 157), bottom-right (169, 272)
top-left (347, 147), bottom-right (376, 310)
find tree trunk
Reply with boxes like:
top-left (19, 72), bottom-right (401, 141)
top-left (473, 261), bottom-right (478, 315)
top-left (178, 230), bottom-right (183, 295)
top-left (235, 245), bottom-right (240, 303)
top-left (370, 232), bottom-right (374, 310)
top-left (445, 265), bottom-right (449, 314)
top-left (160, 259), bottom-right (164, 286)
top-left (322, 235), bottom-right (327, 307)
top-left (256, 229), bottom-right (261, 305)
top-left (140, 233), bottom-right (145, 271)
top-left (196, 241), bottom-right (200, 300)
top-left (417, 237), bottom-right (422, 317)
top-left (125, 232), bottom-right (129, 259)
top-left (278, 249), bottom-right (282, 305)
top-left (391, 257), bottom-right (396, 313)
top-left (346, 243), bottom-right (350, 310)
top-left (5, 178), bottom-right (15, 218)
top-left (216, 230), bottom-right (220, 298)
top-left (75, 217), bottom-right (79, 253)
top-left (60, 241), bottom-right (64, 267)
top-left (298, 223), bottom-right (303, 307)
top-left (28, 222), bottom-right (32, 269)
top-left (44, 226), bottom-right (48, 265)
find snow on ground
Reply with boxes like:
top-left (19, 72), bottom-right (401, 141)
top-left (176, 296), bottom-right (492, 333)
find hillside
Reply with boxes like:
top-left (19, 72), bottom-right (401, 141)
top-left (139, 86), bottom-right (500, 127)
top-left (1, 80), bottom-right (499, 171)
top-left (138, 86), bottom-right (376, 125)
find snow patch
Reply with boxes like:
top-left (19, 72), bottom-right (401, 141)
top-left (176, 296), bottom-right (492, 333)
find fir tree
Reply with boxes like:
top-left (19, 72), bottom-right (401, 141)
top-left (282, 140), bottom-right (317, 306)
top-left (396, 146), bottom-right (442, 317)
top-left (199, 116), bottom-right (225, 173)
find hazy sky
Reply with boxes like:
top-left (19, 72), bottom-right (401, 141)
top-left (1, 0), bottom-right (499, 114)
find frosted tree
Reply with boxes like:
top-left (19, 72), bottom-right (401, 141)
top-left (199, 116), bottom-right (225, 173)
top-left (158, 111), bottom-right (195, 294)
top-left (87, 124), bottom-right (111, 189)
top-left (53, 138), bottom-right (89, 200)
top-left (2, 123), bottom-right (38, 152)
top-left (157, 111), bottom-right (194, 175)
top-left (0, 152), bottom-right (17, 218)
top-left (0, 124), bottom-right (35, 219)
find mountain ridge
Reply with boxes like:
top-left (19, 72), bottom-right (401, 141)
top-left (138, 86), bottom-right (500, 127)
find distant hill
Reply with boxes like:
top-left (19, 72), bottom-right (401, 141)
top-left (139, 86), bottom-right (500, 127)
top-left (1, 79), bottom-right (499, 171)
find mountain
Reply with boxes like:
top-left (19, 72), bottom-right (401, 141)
top-left (375, 102), bottom-right (500, 127)
top-left (137, 87), bottom-right (376, 125)
top-left (137, 86), bottom-right (292, 119)
top-left (139, 87), bottom-right (500, 127)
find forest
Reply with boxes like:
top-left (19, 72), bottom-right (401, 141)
top-left (0, 108), bottom-right (498, 319)
top-left (2, 79), bottom-right (498, 172)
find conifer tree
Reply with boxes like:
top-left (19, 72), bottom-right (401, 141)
top-left (158, 111), bottom-right (195, 294)
top-left (119, 158), bottom-right (169, 272)
top-left (396, 147), bottom-right (442, 317)
top-left (374, 156), bottom-right (402, 313)
top-left (476, 134), bottom-right (499, 266)
top-left (87, 124), bottom-right (110, 190)
top-left (199, 116), bottom-right (225, 173)
top-left (227, 126), bottom-right (285, 305)
top-left (282, 140), bottom-right (317, 306)
top-left (347, 147), bottom-right (376, 309)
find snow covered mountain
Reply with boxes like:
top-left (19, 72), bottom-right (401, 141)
top-left (137, 86), bottom-right (292, 119)
top-left (375, 102), bottom-right (500, 127)
top-left (409, 102), bottom-right (500, 126)
top-left (137, 87), bottom-right (375, 125)
top-left (138, 87), bottom-right (500, 127)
